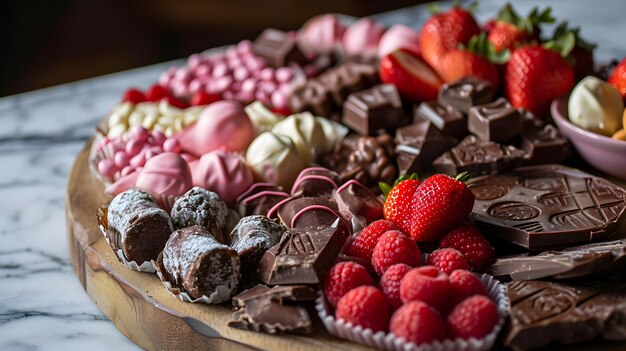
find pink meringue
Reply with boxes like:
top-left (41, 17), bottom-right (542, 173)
top-left (136, 152), bottom-right (193, 197)
top-left (178, 100), bottom-right (255, 157)
top-left (190, 151), bottom-right (254, 207)
top-left (377, 24), bottom-right (420, 58)
top-left (298, 14), bottom-right (346, 54)
top-left (342, 18), bottom-right (386, 58)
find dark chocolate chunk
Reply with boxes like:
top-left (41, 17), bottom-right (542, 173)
top-left (520, 109), bottom-right (544, 133)
top-left (468, 98), bottom-right (523, 143)
top-left (342, 84), bottom-right (405, 135)
top-left (235, 183), bottom-right (290, 218)
top-left (256, 219), bottom-right (350, 285)
top-left (521, 124), bottom-right (571, 165)
top-left (318, 62), bottom-right (378, 106)
top-left (288, 80), bottom-right (335, 118)
top-left (505, 276), bottom-right (626, 350)
top-left (488, 239), bottom-right (626, 281)
top-left (395, 118), bottom-right (457, 175)
top-left (270, 196), bottom-right (338, 228)
top-left (335, 180), bottom-right (384, 233)
top-left (253, 28), bottom-right (307, 68)
top-left (414, 100), bottom-right (467, 139)
top-left (228, 295), bottom-right (313, 334)
top-left (291, 167), bottom-right (340, 197)
top-left (232, 284), bottom-right (318, 308)
top-left (438, 76), bottom-right (494, 114)
top-left (469, 165), bottom-right (626, 250)
top-left (291, 205), bottom-right (345, 229)
top-left (432, 135), bottom-right (525, 176)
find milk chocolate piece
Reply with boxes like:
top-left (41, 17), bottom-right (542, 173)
top-left (433, 135), bottom-right (525, 176)
top-left (232, 284), bottom-right (317, 308)
top-left (521, 124), bottom-right (571, 165)
top-left (395, 119), bottom-right (457, 175)
top-left (414, 100), bottom-right (467, 139)
top-left (256, 219), bottom-right (350, 285)
top-left (253, 28), bottom-right (307, 68)
top-left (288, 80), bottom-right (335, 118)
top-left (229, 292), bottom-right (313, 334)
top-left (520, 109), bottom-right (544, 132)
top-left (335, 180), bottom-right (384, 232)
top-left (438, 77), bottom-right (494, 114)
top-left (291, 167), bottom-right (340, 197)
top-left (318, 62), bottom-right (378, 106)
top-left (468, 98), bottom-right (523, 142)
top-left (270, 196), bottom-right (338, 228)
top-left (342, 84), bottom-right (405, 135)
top-left (291, 205), bottom-right (345, 229)
top-left (505, 277), bottom-right (626, 350)
top-left (470, 165), bottom-right (626, 250)
top-left (488, 239), bottom-right (626, 280)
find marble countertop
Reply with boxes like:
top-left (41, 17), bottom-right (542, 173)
top-left (1, 0), bottom-right (624, 349)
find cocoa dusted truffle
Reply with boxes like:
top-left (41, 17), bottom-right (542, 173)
top-left (106, 188), bottom-right (173, 263)
top-left (162, 225), bottom-right (240, 302)
top-left (170, 187), bottom-right (228, 242)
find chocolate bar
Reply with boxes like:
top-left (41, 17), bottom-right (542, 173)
top-left (505, 277), bottom-right (626, 350)
top-left (256, 219), bottom-right (350, 285)
top-left (438, 76), bottom-right (494, 114)
top-left (318, 62), bottom-right (378, 106)
top-left (395, 118), bottom-right (457, 175)
top-left (342, 84), bottom-right (405, 135)
top-left (432, 135), bottom-right (525, 176)
top-left (521, 124), bottom-right (571, 165)
top-left (487, 239), bottom-right (626, 280)
top-left (253, 28), bottom-right (307, 68)
top-left (468, 98), bottom-right (523, 143)
top-left (232, 284), bottom-right (317, 308)
top-left (413, 100), bottom-right (467, 139)
top-left (469, 165), bottom-right (626, 250)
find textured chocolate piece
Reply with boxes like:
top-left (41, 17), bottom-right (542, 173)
top-left (432, 135), bottom-right (525, 176)
top-left (505, 277), bottom-right (626, 350)
top-left (232, 284), bottom-right (318, 308)
top-left (228, 295), bottom-right (313, 334)
top-left (488, 239), bottom-right (626, 280)
top-left (271, 196), bottom-right (338, 228)
top-left (333, 134), bottom-right (397, 190)
top-left (171, 187), bottom-right (228, 240)
top-left (470, 165), bottom-right (626, 250)
top-left (468, 98), bottom-right (523, 142)
top-left (253, 28), bottom-right (307, 68)
top-left (438, 76), bottom-right (494, 114)
top-left (335, 180), bottom-right (384, 233)
top-left (235, 183), bottom-right (290, 218)
top-left (414, 100), bottom-right (467, 139)
top-left (342, 84), bottom-right (405, 135)
top-left (521, 124), bottom-right (571, 165)
top-left (256, 219), bottom-right (350, 285)
top-left (395, 118), bottom-right (457, 175)
top-left (288, 80), bottom-right (335, 118)
top-left (291, 167), bottom-right (340, 197)
top-left (520, 109), bottom-right (544, 133)
top-left (291, 205), bottom-right (345, 229)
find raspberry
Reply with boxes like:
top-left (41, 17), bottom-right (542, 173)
top-left (372, 230), bottom-right (421, 276)
top-left (190, 91), bottom-right (221, 106)
top-left (447, 295), bottom-right (498, 340)
top-left (323, 261), bottom-right (374, 307)
top-left (390, 301), bottom-right (446, 345)
top-left (336, 286), bottom-right (389, 332)
top-left (122, 88), bottom-right (146, 104)
top-left (400, 266), bottom-right (451, 312)
top-left (426, 248), bottom-right (470, 275)
top-left (439, 223), bottom-right (494, 272)
top-left (449, 270), bottom-right (487, 308)
top-left (346, 220), bottom-right (398, 263)
top-left (145, 84), bottom-right (170, 102)
top-left (379, 263), bottom-right (412, 310)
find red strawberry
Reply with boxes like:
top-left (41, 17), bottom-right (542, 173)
top-left (488, 4), bottom-right (554, 53)
top-left (419, 6), bottom-right (481, 70)
top-left (505, 37), bottom-right (575, 117)
top-left (379, 263), bottom-right (412, 310)
top-left (400, 265), bottom-right (451, 312)
top-left (164, 96), bottom-right (189, 109)
top-left (381, 174), bottom-right (420, 234)
top-left (372, 230), bottom-right (421, 276)
top-left (482, 19), bottom-right (497, 34)
top-left (346, 220), bottom-right (398, 263)
top-left (190, 91), bottom-right (221, 106)
top-left (336, 286), bottom-right (389, 332)
top-left (379, 49), bottom-right (443, 102)
top-left (323, 262), bottom-right (374, 307)
top-left (439, 223), bottom-right (495, 272)
top-left (409, 173), bottom-right (474, 242)
top-left (390, 301), bottom-right (446, 345)
top-left (447, 295), bottom-right (499, 340)
top-left (426, 248), bottom-right (470, 275)
top-left (449, 269), bottom-right (487, 307)
top-left (146, 84), bottom-right (170, 102)
top-left (609, 58), bottom-right (626, 103)
top-left (122, 88), bottom-right (146, 104)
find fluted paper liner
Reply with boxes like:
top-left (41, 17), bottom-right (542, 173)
top-left (316, 273), bottom-right (509, 351)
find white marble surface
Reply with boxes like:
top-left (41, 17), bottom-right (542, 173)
top-left (1, 0), bottom-right (625, 350)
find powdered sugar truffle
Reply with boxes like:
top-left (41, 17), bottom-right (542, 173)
top-left (171, 187), bottom-right (228, 239)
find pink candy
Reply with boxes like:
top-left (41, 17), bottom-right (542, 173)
top-left (163, 138), bottom-right (181, 153)
top-left (342, 18), bottom-right (385, 58)
top-left (114, 151), bottom-right (129, 168)
top-left (98, 159), bottom-right (116, 178)
top-left (378, 24), bottom-right (421, 58)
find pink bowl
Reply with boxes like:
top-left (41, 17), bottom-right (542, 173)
top-left (551, 97), bottom-right (626, 180)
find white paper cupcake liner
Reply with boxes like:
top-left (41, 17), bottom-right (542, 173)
top-left (316, 273), bottom-right (509, 351)
top-left (95, 206), bottom-right (156, 273)
top-left (152, 252), bottom-right (232, 304)
top-left (88, 133), bottom-right (116, 185)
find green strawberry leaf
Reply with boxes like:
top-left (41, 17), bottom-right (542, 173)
top-left (455, 171), bottom-right (471, 183)
top-left (552, 21), bottom-right (596, 53)
top-left (379, 182), bottom-right (392, 198)
top-left (379, 173), bottom-right (419, 198)
top-left (498, 3), bottom-right (554, 34)
top-left (466, 33), bottom-right (511, 64)
top-left (543, 31), bottom-right (576, 57)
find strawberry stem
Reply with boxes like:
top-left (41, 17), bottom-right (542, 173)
top-left (455, 171), bottom-right (471, 183)
top-left (543, 31), bottom-right (575, 57)
top-left (379, 182), bottom-right (392, 198)
top-left (379, 173), bottom-right (419, 198)
top-left (465, 33), bottom-right (511, 64)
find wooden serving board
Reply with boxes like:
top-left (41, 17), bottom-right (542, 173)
top-left (65, 140), bottom-right (371, 351)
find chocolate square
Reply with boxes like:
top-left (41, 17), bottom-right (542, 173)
top-left (438, 76), bottom-right (494, 114)
top-left (319, 62), bottom-right (378, 106)
top-left (468, 98), bottom-right (523, 143)
top-left (395, 118), bottom-right (457, 175)
top-left (288, 80), bottom-right (335, 118)
top-left (342, 84), bottom-right (405, 135)
top-left (522, 125), bottom-right (571, 165)
top-left (414, 100), bottom-right (467, 139)
top-left (253, 28), bottom-right (307, 68)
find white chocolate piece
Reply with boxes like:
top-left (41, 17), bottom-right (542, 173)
top-left (568, 76), bottom-right (624, 136)
top-left (244, 101), bottom-right (283, 134)
top-left (245, 132), bottom-right (305, 189)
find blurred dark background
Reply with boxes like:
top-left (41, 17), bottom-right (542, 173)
top-left (1, 0), bottom-right (427, 97)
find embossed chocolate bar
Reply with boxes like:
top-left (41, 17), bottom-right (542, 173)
top-left (395, 118), bottom-right (457, 175)
top-left (521, 124), bottom-right (571, 165)
top-left (413, 100), bottom-right (467, 139)
top-left (342, 84), bottom-right (405, 135)
top-left (468, 98), bottom-right (523, 143)
top-left (253, 28), bottom-right (307, 68)
top-left (438, 76), bottom-right (494, 114)
top-left (470, 165), bottom-right (626, 250)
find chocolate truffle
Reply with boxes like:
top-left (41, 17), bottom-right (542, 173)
top-left (170, 187), bottom-right (228, 241)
